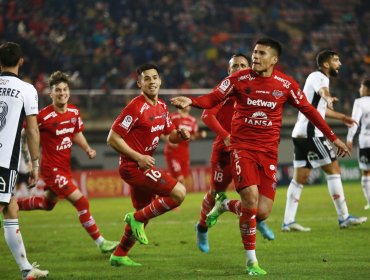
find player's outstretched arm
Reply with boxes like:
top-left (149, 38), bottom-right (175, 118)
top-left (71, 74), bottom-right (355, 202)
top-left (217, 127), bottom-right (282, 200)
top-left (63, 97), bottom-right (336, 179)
top-left (73, 132), bottom-right (96, 159)
top-left (171, 96), bottom-right (192, 109)
top-left (326, 108), bottom-right (357, 127)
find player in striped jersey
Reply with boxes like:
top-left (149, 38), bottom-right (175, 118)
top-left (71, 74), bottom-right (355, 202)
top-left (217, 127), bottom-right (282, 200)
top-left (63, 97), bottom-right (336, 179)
top-left (347, 79), bottom-right (370, 210)
top-left (282, 50), bottom-right (367, 232)
top-left (0, 42), bottom-right (48, 280)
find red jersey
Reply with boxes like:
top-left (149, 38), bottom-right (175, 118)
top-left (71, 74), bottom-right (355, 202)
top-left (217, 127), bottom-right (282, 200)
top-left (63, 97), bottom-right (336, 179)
top-left (112, 94), bottom-right (175, 167)
top-left (191, 68), bottom-right (336, 156)
top-left (164, 112), bottom-right (198, 159)
top-left (38, 104), bottom-right (84, 177)
top-left (201, 97), bottom-right (234, 152)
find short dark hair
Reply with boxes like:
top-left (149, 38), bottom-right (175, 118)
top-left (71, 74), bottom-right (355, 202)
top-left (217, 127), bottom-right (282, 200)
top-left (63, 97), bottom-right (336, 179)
top-left (136, 63), bottom-right (160, 76)
top-left (255, 38), bottom-right (282, 58)
top-left (49, 71), bottom-right (70, 88)
top-left (230, 53), bottom-right (250, 64)
top-left (362, 79), bottom-right (370, 89)
top-left (316, 49), bottom-right (338, 68)
top-left (0, 42), bottom-right (23, 67)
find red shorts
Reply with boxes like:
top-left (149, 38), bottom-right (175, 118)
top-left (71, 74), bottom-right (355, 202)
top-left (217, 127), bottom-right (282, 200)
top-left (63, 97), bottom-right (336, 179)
top-left (165, 155), bottom-right (190, 178)
top-left (210, 148), bottom-right (233, 192)
top-left (231, 149), bottom-right (277, 201)
top-left (42, 171), bottom-right (77, 198)
top-left (119, 165), bottom-right (177, 210)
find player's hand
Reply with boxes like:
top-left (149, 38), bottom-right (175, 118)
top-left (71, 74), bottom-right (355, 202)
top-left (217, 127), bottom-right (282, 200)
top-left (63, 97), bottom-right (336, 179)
top-left (342, 115), bottom-right (357, 128)
top-left (326, 96), bottom-right (339, 110)
top-left (199, 130), bottom-right (207, 139)
top-left (86, 147), bottom-right (96, 159)
top-left (223, 135), bottom-right (231, 147)
top-left (333, 138), bottom-right (350, 157)
top-left (178, 128), bottom-right (191, 141)
top-left (346, 141), bottom-right (353, 153)
top-left (137, 155), bottom-right (155, 170)
top-left (171, 96), bottom-right (192, 109)
top-left (27, 166), bottom-right (39, 189)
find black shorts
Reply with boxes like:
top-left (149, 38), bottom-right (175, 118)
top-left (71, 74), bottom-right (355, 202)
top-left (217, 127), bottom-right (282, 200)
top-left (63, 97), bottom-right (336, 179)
top-left (16, 172), bottom-right (29, 184)
top-left (293, 137), bottom-right (337, 169)
top-left (0, 166), bottom-right (18, 204)
top-left (358, 147), bottom-right (370, 170)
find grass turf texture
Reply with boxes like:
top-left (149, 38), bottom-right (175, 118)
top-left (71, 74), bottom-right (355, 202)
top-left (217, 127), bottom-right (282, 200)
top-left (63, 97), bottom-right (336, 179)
top-left (0, 182), bottom-right (369, 279)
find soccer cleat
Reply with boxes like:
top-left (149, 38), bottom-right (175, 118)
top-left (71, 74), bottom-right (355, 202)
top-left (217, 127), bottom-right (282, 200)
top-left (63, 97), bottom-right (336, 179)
top-left (22, 262), bottom-right (49, 280)
top-left (195, 223), bottom-right (209, 253)
top-left (257, 221), bottom-right (275, 240)
top-left (206, 192), bottom-right (227, 228)
top-left (124, 212), bottom-right (148, 245)
top-left (99, 239), bottom-right (120, 253)
top-left (364, 203), bottom-right (370, 210)
top-left (110, 254), bottom-right (142, 266)
top-left (246, 262), bottom-right (267, 276)
top-left (338, 215), bottom-right (367, 229)
top-left (281, 222), bottom-right (311, 232)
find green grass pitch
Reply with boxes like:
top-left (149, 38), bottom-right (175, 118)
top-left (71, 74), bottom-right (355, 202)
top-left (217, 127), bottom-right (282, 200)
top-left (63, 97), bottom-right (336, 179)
top-left (1, 182), bottom-right (369, 279)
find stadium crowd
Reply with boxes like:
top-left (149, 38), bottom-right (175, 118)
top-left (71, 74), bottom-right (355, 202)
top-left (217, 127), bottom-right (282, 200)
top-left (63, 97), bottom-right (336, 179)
top-left (0, 0), bottom-right (369, 114)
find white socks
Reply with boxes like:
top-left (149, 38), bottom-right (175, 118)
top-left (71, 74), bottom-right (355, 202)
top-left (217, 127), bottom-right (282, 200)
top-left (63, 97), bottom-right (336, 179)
top-left (3, 219), bottom-right (32, 271)
top-left (246, 250), bottom-right (257, 264)
top-left (283, 180), bottom-right (303, 225)
top-left (326, 174), bottom-right (349, 221)
top-left (361, 176), bottom-right (370, 204)
top-left (95, 236), bottom-right (104, 246)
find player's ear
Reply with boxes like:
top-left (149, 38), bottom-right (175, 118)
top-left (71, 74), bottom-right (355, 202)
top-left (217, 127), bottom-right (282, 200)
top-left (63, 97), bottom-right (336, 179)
top-left (323, 61), bottom-right (330, 69)
top-left (136, 80), bottom-right (141, 88)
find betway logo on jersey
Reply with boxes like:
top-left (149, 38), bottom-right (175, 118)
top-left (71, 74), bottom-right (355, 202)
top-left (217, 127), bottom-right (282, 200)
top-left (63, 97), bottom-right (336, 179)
top-left (151, 124), bottom-right (164, 132)
top-left (56, 137), bottom-right (73, 151)
top-left (56, 127), bottom-right (75, 135)
top-left (273, 75), bottom-right (291, 89)
top-left (244, 111), bottom-right (272, 127)
top-left (247, 98), bottom-right (277, 109)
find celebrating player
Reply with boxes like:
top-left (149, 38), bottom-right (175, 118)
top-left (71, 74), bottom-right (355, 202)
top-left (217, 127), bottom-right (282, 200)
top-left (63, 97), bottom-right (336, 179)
top-left (347, 79), bottom-right (370, 210)
top-left (17, 71), bottom-right (118, 253)
top-left (0, 41), bottom-right (48, 279)
top-left (171, 38), bottom-right (350, 275)
top-left (282, 50), bottom-right (367, 231)
top-left (195, 53), bottom-right (274, 255)
top-left (107, 63), bottom-right (190, 266)
top-left (164, 106), bottom-right (207, 185)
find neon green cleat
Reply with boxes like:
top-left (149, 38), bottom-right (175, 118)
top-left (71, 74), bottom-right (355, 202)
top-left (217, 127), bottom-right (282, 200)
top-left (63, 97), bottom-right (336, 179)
top-left (246, 262), bottom-right (267, 276)
top-left (124, 212), bottom-right (149, 245)
top-left (110, 254), bottom-right (142, 266)
top-left (206, 192), bottom-right (227, 228)
top-left (99, 239), bottom-right (120, 253)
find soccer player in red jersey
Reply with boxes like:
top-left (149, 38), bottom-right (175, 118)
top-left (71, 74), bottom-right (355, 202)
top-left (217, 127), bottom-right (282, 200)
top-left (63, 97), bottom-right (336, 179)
top-left (171, 38), bottom-right (350, 275)
top-left (17, 71), bottom-right (119, 253)
top-left (164, 106), bottom-right (207, 185)
top-left (195, 53), bottom-right (274, 255)
top-left (107, 63), bottom-right (190, 266)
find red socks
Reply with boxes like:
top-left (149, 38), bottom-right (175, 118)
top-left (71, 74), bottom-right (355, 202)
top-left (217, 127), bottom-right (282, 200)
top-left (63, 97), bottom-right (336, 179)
top-left (18, 196), bottom-right (56, 210)
top-left (239, 208), bottom-right (257, 250)
top-left (74, 196), bottom-right (101, 240)
top-left (133, 196), bottom-right (180, 222)
top-left (198, 191), bottom-right (216, 228)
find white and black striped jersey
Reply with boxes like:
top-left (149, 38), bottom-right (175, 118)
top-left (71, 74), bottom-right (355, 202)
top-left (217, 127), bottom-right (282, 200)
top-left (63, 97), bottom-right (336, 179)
top-left (292, 71), bottom-right (329, 138)
top-left (0, 72), bottom-right (38, 170)
top-left (347, 96), bottom-right (370, 149)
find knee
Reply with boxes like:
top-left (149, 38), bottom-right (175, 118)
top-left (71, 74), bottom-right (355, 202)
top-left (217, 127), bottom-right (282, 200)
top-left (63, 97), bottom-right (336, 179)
top-left (171, 182), bottom-right (186, 205)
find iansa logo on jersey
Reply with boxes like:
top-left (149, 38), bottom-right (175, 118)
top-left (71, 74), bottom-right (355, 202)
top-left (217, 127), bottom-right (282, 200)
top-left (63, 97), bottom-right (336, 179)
top-left (244, 111), bottom-right (272, 127)
top-left (145, 136), bottom-right (160, 152)
top-left (56, 127), bottom-right (75, 135)
top-left (120, 115), bottom-right (133, 129)
top-left (56, 137), bottom-right (73, 151)
top-left (247, 98), bottom-right (277, 109)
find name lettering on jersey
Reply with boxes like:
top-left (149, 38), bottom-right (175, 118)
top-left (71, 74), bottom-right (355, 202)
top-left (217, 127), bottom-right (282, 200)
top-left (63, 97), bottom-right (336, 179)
top-left (140, 103), bottom-right (150, 114)
top-left (56, 137), bottom-right (73, 151)
top-left (145, 136), bottom-right (160, 152)
top-left (43, 111), bottom-right (58, 121)
top-left (0, 87), bottom-right (20, 98)
top-left (247, 97), bottom-right (277, 109)
top-left (56, 127), bottom-right (75, 135)
top-left (256, 90), bottom-right (270, 94)
top-left (238, 74), bottom-right (256, 81)
top-left (273, 75), bottom-right (291, 89)
top-left (244, 111), bottom-right (272, 127)
top-left (151, 124), bottom-right (165, 132)
top-left (290, 89), bottom-right (304, 104)
top-left (120, 115), bottom-right (133, 129)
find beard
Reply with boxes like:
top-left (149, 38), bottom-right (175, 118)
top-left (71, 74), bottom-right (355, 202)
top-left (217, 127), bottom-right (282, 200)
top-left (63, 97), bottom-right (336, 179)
top-left (329, 68), bottom-right (339, 77)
